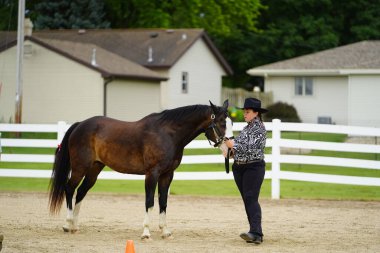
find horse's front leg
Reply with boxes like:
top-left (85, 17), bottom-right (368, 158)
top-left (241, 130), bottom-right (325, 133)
top-left (141, 172), bottom-right (158, 240)
top-left (158, 171), bottom-right (174, 239)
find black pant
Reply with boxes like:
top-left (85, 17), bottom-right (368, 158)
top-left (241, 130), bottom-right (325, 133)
top-left (233, 160), bottom-right (265, 236)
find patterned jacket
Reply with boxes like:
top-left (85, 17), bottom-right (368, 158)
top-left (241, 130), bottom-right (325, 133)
top-left (233, 117), bottom-right (266, 163)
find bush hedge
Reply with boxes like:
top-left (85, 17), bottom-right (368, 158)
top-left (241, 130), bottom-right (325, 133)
top-left (228, 106), bottom-right (244, 122)
top-left (264, 102), bottom-right (301, 122)
top-left (228, 102), bottom-right (301, 123)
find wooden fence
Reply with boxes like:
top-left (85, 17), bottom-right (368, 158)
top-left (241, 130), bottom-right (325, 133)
top-left (1, 120), bottom-right (380, 199)
top-left (221, 87), bottom-right (273, 108)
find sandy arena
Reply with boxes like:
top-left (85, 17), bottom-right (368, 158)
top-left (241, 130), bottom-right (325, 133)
top-left (0, 192), bottom-right (379, 253)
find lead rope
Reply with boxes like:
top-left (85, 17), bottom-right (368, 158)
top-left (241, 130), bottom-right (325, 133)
top-left (224, 117), bottom-right (234, 173)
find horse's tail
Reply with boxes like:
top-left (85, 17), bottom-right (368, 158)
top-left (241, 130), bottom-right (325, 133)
top-left (49, 122), bottom-right (80, 214)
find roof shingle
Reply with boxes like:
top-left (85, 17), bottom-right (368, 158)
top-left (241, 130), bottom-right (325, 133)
top-left (248, 41), bottom-right (380, 74)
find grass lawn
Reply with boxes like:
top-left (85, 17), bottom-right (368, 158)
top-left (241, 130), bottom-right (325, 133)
top-left (1, 176), bottom-right (379, 201)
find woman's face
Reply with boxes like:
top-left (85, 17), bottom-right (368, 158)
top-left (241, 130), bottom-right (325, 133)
top-left (243, 109), bottom-right (258, 122)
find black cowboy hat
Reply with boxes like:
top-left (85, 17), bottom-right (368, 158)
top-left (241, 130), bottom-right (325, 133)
top-left (238, 97), bottom-right (268, 113)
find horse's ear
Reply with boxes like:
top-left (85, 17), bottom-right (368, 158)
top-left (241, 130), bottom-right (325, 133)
top-left (222, 99), bottom-right (229, 110)
top-left (209, 100), bottom-right (217, 114)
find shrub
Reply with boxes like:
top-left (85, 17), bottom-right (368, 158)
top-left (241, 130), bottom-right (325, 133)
top-left (264, 102), bottom-right (301, 122)
top-left (228, 106), bottom-right (244, 122)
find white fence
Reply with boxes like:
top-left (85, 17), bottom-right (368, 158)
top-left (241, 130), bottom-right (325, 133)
top-left (1, 120), bottom-right (380, 199)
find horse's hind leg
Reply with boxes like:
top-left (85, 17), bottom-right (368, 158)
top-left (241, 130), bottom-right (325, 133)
top-left (71, 162), bottom-right (104, 232)
top-left (158, 171), bottom-right (174, 239)
top-left (63, 171), bottom-right (84, 233)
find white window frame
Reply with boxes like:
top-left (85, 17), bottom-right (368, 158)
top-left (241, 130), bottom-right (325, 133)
top-left (181, 72), bottom-right (188, 93)
top-left (295, 77), bottom-right (313, 96)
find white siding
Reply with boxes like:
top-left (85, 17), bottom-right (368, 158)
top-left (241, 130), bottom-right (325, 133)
top-left (266, 76), bottom-right (348, 124)
top-left (163, 39), bottom-right (226, 109)
top-left (0, 46), bottom-right (17, 123)
top-left (1, 41), bottom-right (104, 123)
top-left (107, 79), bottom-right (160, 121)
top-left (25, 42), bottom-right (104, 123)
top-left (348, 75), bottom-right (380, 127)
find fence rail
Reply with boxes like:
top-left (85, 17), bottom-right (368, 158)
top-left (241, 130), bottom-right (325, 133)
top-left (1, 120), bottom-right (380, 199)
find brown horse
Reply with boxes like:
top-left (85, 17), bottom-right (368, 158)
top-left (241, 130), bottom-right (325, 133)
top-left (49, 100), bottom-right (228, 239)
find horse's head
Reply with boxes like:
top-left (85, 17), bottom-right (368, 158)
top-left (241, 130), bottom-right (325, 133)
top-left (205, 99), bottom-right (229, 147)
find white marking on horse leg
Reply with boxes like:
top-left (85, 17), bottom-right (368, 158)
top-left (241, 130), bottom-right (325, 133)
top-left (141, 207), bottom-right (153, 239)
top-left (63, 208), bottom-right (74, 232)
top-left (67, 208), bottom-right (74, 221)
top-left (72, 202), bottom-right (81, 231)
top-left (159, 211), bottom-right (172, 239)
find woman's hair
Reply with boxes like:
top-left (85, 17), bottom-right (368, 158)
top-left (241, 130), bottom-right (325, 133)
top-left (254, 111), bottom-right (263, 122)
top-left (258, 112), bottom-right (263, 121)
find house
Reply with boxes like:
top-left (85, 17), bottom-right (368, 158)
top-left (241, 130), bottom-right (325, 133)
top-left (247, 41), bottom-right (380, 127)
top-left (0, 21), bottom-right (232, 123)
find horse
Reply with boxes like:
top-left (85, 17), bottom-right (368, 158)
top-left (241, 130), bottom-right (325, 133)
top-left (48, 100), bottom-right (229, 239)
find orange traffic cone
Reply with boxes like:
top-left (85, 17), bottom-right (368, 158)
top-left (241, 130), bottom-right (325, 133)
top-left (125, 240), bottom-right (136, 253)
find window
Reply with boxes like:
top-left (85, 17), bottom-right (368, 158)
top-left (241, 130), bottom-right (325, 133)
top-left (181, 72), bottom-right (188, 93)
top-left (295, 77), bottom-right (303, 95)
top-left (295, 77), bottom-right (313, 96)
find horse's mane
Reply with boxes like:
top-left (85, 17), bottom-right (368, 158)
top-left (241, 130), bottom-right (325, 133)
top-left (148, 104), bottom-right (210, 123)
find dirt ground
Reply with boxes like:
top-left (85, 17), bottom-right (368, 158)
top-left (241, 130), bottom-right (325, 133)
top-left (0, 192), bottom-right (379, 253)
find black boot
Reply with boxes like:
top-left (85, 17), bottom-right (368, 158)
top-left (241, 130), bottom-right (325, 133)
top-left (240, 232), bottom-right (263, 244)
top-left (0, 234), bottom-right (3, 251)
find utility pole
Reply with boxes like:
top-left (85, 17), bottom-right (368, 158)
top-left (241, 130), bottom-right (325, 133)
top-left (15, 0), bottom-right (25, 123)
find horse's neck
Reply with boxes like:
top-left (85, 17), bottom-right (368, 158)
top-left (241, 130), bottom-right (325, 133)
top-left (171, 115), bottom-right (210, 148)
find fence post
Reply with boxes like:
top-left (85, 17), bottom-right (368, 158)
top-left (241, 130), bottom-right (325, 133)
top-left (271, 119), bottom-right (281, 199)
top-left (57, 121), bottom-right (67, 144)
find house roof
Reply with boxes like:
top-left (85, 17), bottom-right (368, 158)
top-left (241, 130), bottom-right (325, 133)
top-left (31, 29), bottom-right (232, 74)
top-left (0, 31), bottom-right (165, 81)
top-left (30, 37), bottom-right (166, 80)
top-left (247, 40), bottom-right (380, 76)
top-left (0, 28), bottom-right (232, 79)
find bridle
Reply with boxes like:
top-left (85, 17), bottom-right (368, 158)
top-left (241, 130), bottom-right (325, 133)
top-left (205, 113), bottom-right (226, 147)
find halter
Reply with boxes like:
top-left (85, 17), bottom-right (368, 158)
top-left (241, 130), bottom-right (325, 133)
top-left (205, 114), bottom-right (225, 147)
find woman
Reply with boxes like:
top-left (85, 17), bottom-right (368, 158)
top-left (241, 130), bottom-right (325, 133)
top-left (225, 97), bottom-right (268, 244)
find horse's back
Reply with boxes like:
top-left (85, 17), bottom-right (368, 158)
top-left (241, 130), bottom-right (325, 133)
top-left (68, 116), bottom-right (150, 174)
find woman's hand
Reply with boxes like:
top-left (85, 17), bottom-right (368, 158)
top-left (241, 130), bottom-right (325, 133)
top-left (225, 139), bottom-right (234, 149)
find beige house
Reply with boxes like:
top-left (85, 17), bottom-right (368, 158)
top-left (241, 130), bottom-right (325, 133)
top-left (0, 26), bottom-right (232, 123)
top-left (247, 41), bottom-right (380, 127)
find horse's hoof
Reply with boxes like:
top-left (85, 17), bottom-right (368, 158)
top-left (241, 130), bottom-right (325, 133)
top-left (141, 235), bottom-right (152, 241)
top-left (161, 232), bottom-right (173, 239)
top-left (63, 225), bottom-right (79, 233)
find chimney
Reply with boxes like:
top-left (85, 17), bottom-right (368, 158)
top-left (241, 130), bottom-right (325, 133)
top-left (24, 18), bottom-right (33, 36)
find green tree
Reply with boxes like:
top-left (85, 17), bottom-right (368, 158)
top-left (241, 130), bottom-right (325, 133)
top-left (332, 0), bottom-right (380, 44)
top-left (104, 0), bottom-right (262, 37)
top-left (249, 0), bottom-right (380, 66)
top-left (33, 0), bottom-right (110, 29)
top-left (0, 0), bottom-right (17, 30)
top-left (0, 0), bottom-right (39, 30)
